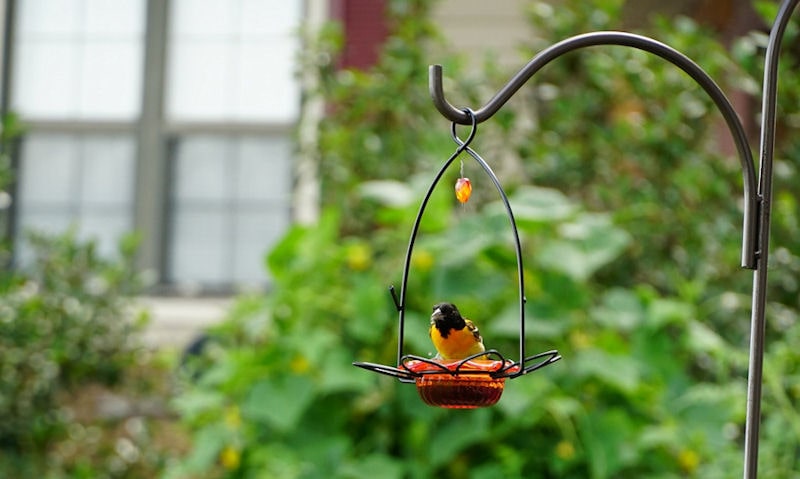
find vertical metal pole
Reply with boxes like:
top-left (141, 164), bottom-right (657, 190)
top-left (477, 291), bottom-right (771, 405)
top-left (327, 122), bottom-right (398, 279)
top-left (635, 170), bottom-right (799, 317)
top-left (744, 1), bottom-right (800, 477)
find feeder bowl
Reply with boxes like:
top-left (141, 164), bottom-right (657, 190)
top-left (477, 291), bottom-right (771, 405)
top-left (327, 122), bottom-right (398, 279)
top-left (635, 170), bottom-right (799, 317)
top-left (404, 359), bottom-right (520, 409)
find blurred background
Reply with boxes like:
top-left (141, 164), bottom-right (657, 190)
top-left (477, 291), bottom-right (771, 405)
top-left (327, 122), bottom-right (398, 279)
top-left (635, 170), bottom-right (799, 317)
top-left (1, 0), bottom-right (800, 477)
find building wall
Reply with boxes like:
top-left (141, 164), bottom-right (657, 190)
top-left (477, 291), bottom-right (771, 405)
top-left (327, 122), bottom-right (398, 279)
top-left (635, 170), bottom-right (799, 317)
top-left (432, 0), bottom-right (534, 68)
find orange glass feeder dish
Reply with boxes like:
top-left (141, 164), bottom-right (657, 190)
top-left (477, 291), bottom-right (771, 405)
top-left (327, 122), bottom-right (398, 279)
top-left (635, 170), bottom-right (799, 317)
top-left (404, 359), bottom-right (519, 408)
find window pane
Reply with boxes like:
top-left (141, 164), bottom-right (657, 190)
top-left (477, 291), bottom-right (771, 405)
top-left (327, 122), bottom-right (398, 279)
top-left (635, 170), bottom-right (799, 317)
top-left (81, 137), bottom-right (136, 206)
top-left (85, 0), bottom-right (145, 37)
top-left (171, 0), bottom-right (236, 37)
top-left (167, 42), bottom-right (233, 120)
top-left (235, 137), bottom-right (292, 202)
top-left (17, 0), bottom-right (82, 36)
top-left (80, 213), bottom-right (132, 257)
top-left (236, 40), bottom-right (299, 122)
top-left (166, 0), bottom-right (302, 122)
top-left (12, 0), bottom-right (145, 120)
top-left (14, 134), bottom-right (136, 264)
top-left (173, 137), bottom-right (230, 201)
top-left (168, 135), bottom-right (293, 288)
top-left (79, 42), bottom-right (144, 119)
top-left (169, 208), bottom-right (227, 284)
top-left (240, 0), bottom-right (302, 36)
top-left (232, 209), bottom-right (288, 284)
top-left (12, 41), bottom-right (80, 118)
top-left (13, 212), bottom-right (74, 267)
top-left (19, 135), bottom-right (78, 204)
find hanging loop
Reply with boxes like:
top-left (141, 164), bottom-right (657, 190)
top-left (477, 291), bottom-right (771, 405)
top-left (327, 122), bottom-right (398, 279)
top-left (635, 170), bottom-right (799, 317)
top-left (450, 108), bottom-right (478, 149)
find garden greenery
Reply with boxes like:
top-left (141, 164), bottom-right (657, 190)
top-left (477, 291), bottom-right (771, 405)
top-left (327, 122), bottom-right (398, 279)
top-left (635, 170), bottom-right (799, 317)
top-left (0, 115), bottom-right (169, 477)
top-left (168, 0), bottom-right (800, 478)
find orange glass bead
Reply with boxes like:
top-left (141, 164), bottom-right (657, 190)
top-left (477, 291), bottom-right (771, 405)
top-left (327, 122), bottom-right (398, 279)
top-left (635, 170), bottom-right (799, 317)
top-left (455, 177), bottom-right (472, 203)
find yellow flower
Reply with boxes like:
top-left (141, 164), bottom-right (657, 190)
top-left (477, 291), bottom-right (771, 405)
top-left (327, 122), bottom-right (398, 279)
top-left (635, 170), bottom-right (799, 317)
top-left (412, 250), bottom-right (434, 272)
top-left (555, 440), bottom-right (575, 460)
top-left (219, 445), bottom-right (241, 470)
top-left (678, 449), bottom-right (700, 473)
top-left (346, 243), bottom-right (372, 271)
top-left (290, 355), bottom-right (311, 374)
top-left (569, 330), bottom-right (591, 350)
top-left (224, 406), bottom-right (241, 429)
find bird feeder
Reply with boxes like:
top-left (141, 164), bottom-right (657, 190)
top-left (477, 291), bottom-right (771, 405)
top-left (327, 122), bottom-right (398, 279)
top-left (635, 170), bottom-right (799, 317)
top-left (357, 0), bottom-right (798, 475)
top-left (353, 110), bottom-right (561, 409)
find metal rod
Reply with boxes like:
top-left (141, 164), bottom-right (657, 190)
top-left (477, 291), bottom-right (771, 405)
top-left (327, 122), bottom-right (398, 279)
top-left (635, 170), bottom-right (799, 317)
top-left (744, 1), bottom-right (800, 477)
top-left (429, 31), bottom-right (758, 269)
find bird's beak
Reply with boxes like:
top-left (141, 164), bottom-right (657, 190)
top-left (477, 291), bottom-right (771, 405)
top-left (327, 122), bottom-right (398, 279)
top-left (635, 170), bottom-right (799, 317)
top-left (431, 307), bottom-right (443, 323)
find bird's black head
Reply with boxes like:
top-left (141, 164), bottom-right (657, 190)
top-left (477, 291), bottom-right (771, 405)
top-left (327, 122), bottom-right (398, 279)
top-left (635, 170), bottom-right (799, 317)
top-left (431, 302), bottom-right (466, 338)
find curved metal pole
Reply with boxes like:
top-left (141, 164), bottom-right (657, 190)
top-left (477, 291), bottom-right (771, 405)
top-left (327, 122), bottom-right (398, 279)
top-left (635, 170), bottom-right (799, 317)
top-left (744, 1), bottom-right (800, 477)
top-left (430, 31), bottom-right (758, 270)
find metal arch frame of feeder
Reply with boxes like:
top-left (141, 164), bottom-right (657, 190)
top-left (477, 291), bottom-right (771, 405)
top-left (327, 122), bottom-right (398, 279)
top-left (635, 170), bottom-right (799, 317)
top-left (354, 108), bottom-right (563, 384)
top-left (427, 1), bottom-right (800, 476)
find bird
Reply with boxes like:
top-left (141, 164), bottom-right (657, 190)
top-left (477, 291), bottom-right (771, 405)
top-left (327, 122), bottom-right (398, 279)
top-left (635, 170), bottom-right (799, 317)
top-left (429, 302), bottom-right (486, 360)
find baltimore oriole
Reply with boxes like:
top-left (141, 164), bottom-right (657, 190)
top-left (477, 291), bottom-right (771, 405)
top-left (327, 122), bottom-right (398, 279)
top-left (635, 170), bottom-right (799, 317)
top-left (429, 302), bottom-right (486, 360)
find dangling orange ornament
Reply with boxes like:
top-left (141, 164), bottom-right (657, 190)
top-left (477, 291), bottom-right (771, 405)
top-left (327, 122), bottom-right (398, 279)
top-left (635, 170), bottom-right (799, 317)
top-left (455, 177), bottom-right (472, 203)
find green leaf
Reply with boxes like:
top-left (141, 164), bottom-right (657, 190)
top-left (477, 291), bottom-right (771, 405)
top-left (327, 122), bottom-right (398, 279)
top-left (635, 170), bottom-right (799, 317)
top-left (359, 180), bottom-right (414, 207)
top-left (338, 454), bottom-right (404, 479)
top-left (182, 424), bottom-right (228, 473)
top-left (429, 409), bottom-right (491, 467)
top-left (318, 349), bottom-right (374, 394)
top-left (171, 390), bottom-right (227, 421)
top-left (646, 298), bottom-right (693, 328)
top-left (686, 320), bottom-right (726, 354)
top-left (573, 349), bottom-right (641, 392)
top-left (579, 408), bottom-right (640, 479)
top-left (503, 186), bottom-right (578, 225)
top-left (593, 288), bottom-right (644, 332)
top-left (242, 376), bottom-right (315, 432)
top-left (537, 214), bottom-right (630, 281)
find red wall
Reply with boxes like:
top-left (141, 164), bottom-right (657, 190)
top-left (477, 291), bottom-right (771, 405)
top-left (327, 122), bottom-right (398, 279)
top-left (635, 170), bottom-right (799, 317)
top-left (330, 0), bottom-right (389, 70)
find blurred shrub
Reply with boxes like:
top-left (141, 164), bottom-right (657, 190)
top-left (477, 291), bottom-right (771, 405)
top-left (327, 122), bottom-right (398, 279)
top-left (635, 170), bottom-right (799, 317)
top-left (0, 230), bottom-right (150, 473)
top-left (0, 231), bottom-right (146, 445)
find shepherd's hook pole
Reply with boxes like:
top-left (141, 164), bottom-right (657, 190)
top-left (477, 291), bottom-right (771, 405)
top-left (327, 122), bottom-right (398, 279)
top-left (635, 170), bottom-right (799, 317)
top-left (743, 0), bottom-right (799, 477)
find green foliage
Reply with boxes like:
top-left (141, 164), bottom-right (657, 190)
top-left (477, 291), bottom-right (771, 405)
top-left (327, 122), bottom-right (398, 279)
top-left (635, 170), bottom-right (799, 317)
top-left (170, 0), bottom-right (800, 478)
top-left (513, 0), bottom-right (747, 298)
top-left (0, 230), bottom-right (153, 475)
top-left (0, 112), bottom-right (23, 262)
top-left (307, 1), bottom-right (482, 236)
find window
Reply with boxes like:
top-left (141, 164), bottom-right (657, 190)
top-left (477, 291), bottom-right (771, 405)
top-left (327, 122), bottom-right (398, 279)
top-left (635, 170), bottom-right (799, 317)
top-left (12, 0), bottom-right (145, 120)
top-left (15, 134), bottom-right (136, 261)
top-left (162, 0), bottom-right (301, 289)
top-left (168, 135), bottom-right (292, 286)
top-left (166, 0), bottom-right (301, 122)
top-left (6, 0), bottom-right (303, 292)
